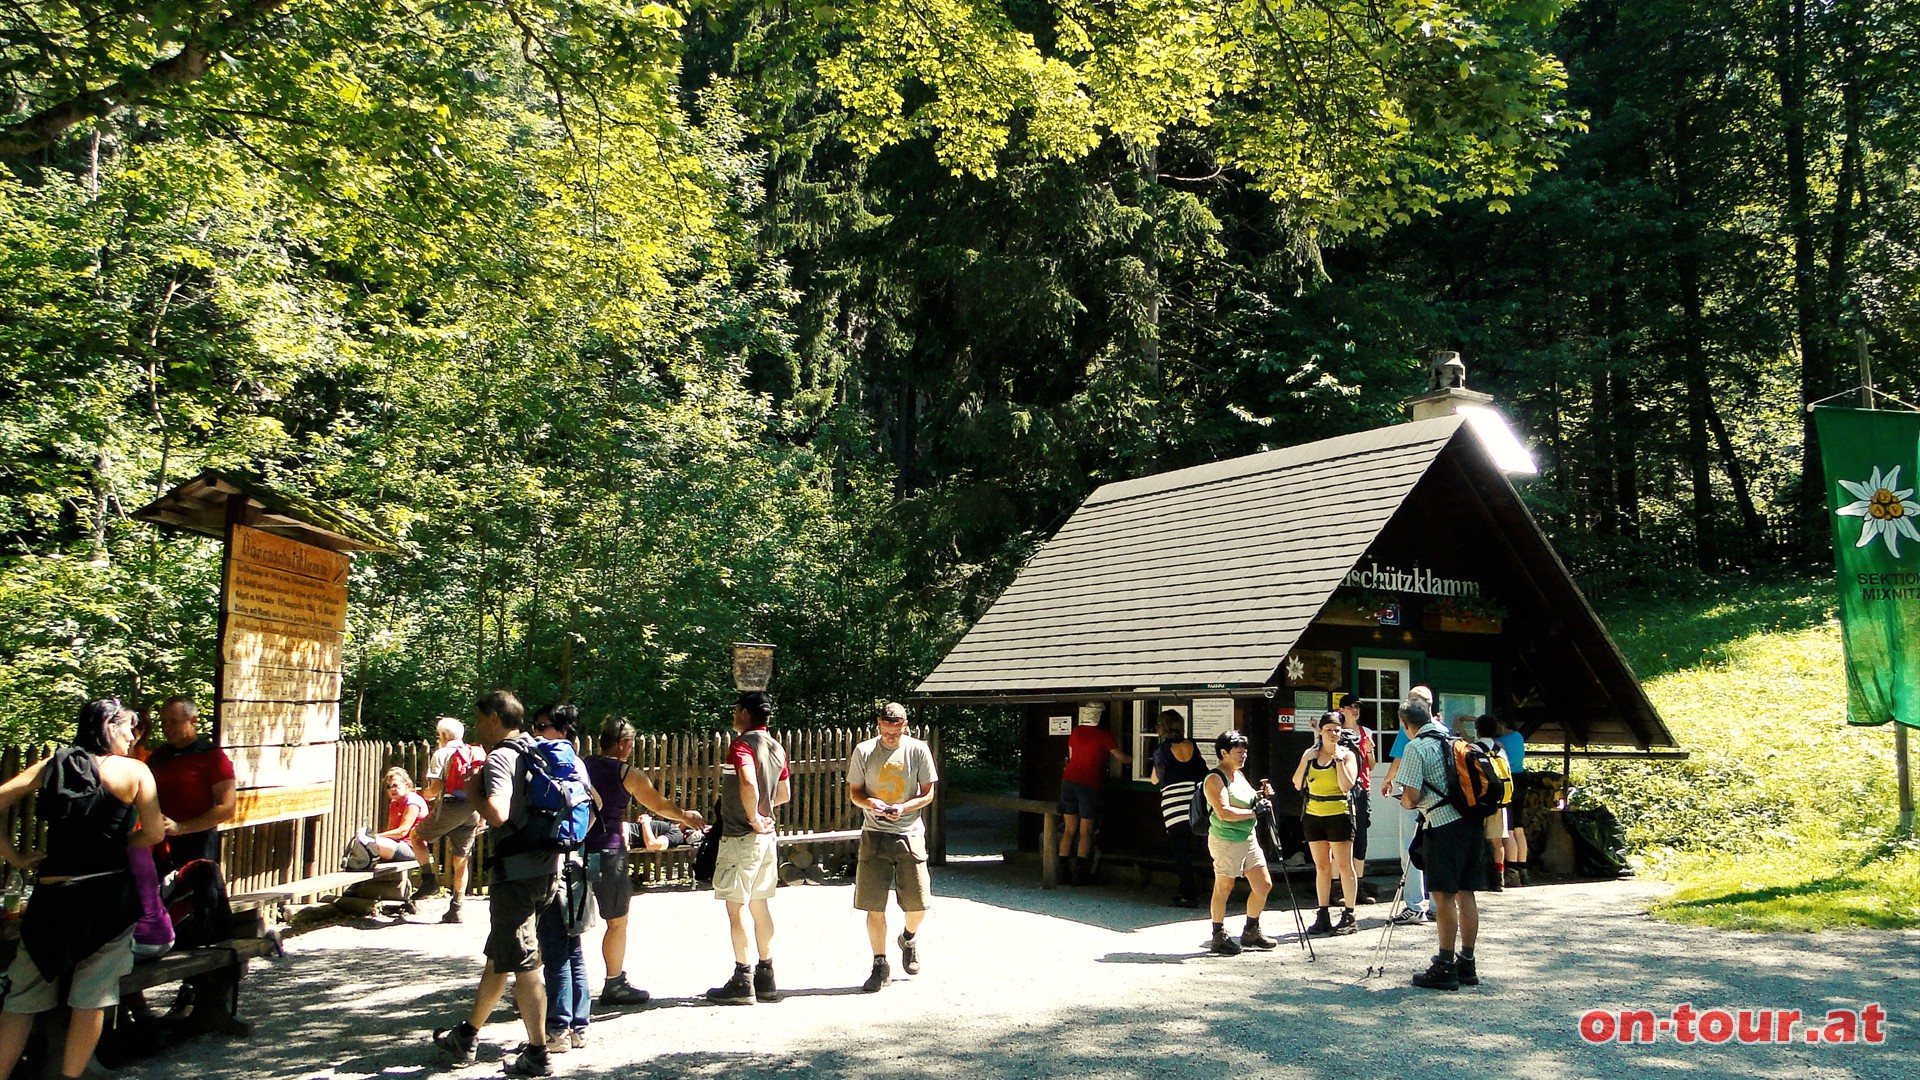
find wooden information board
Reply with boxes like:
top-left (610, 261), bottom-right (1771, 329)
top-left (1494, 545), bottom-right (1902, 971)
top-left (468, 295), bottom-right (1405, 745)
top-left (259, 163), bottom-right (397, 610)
top-left (220, 524), bottom-right (347, 825)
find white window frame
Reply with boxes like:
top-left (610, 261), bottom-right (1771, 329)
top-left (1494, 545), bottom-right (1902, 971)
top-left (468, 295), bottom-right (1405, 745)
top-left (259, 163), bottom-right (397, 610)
top-left (1355, 656), bottom-right (1413, 744)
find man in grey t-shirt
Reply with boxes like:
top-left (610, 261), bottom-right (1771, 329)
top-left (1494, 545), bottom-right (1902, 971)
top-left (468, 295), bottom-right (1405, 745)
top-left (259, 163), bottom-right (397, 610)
top-left (432, 690), bottom-right (559, 1076)
top-left (847, 702), bottom-right (939, 992)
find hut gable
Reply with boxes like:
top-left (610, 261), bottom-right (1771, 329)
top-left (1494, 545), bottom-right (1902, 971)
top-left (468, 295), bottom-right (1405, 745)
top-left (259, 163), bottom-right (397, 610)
top-left (916, 416), bottom-right (1671, 749)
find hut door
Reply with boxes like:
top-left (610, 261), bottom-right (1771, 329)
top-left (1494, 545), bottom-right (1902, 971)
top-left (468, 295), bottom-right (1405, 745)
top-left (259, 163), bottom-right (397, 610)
top-left (1354, 656), bottom-right (1412, 735)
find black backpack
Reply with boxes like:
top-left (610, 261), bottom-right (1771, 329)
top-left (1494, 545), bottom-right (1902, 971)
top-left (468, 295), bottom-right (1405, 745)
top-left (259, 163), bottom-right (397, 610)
top-left (162, 859), bottom-right (234, 949)
top-left (1187, 769), bottom-right (1227, 836)
top-left (692, 800), bottom-right (723, 886)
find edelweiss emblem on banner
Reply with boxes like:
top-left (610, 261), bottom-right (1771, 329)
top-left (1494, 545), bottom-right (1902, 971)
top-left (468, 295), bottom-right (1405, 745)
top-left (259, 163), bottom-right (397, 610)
top-left (1836, 465), bottom-right (1920, 557)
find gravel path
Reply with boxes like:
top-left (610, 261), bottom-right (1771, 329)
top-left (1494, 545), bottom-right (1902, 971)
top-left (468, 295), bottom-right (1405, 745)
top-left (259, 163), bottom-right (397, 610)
top-left (120, 846), bottom-right (1914, 1080)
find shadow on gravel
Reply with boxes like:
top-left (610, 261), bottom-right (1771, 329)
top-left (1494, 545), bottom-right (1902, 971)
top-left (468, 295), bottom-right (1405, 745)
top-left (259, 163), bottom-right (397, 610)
top-left (931, 862), bottom-right (1199, 933)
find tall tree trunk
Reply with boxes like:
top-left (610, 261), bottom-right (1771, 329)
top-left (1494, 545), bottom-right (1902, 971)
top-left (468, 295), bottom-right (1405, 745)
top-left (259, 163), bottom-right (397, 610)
top-left (1783, 0), bottom-right (1825, 554)
top-left (1825, 0), bottom-right (1866, 369)
top-left (1136, 142), bottom-right (1162, 470)
top-left (90, 450), bottom-right (112, 561)
top-left (1673, 106), bottom-right (1716, 568)
top-left (1606, 275), bottom-right (1640, 538)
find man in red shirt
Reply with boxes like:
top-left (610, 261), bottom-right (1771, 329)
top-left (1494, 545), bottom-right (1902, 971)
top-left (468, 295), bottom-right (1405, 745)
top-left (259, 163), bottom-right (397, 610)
top-left (1338, 693), bottom-right (1376, 902)
top-left (147, 695), bottom-right (237, 875)
top-left (1056, 716), bottom-right (1129, 885)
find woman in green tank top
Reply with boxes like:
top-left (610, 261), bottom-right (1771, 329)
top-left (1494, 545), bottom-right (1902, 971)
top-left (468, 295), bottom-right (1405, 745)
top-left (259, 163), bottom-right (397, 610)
top-left (1203, 730), bottom-right (1276, 955)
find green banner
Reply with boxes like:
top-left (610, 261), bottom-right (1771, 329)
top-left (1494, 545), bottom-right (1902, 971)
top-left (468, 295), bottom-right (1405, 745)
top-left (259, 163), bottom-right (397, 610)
top-left (1815, 406), bottom-right (1920, 728)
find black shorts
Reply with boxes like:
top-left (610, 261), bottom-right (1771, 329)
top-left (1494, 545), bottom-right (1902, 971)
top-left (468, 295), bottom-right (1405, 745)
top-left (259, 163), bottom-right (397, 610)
top-left (1302, 813), bottom-right (1353, 844)
top-left (1421, 817), bottom-right (1485, 894)
top-left (588, 850), bottom-right (633, 920)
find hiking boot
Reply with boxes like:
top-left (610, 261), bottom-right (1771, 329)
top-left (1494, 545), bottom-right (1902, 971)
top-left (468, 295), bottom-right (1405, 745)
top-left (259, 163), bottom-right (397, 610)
top-left (1412, 954), bottom-right (1461, 991)
top-left (1306, 909), bottom-right (1335, 936)
top-left (1207, 925), bottom-right (1243, 956)
top-left (753, 959), bottom-right (779, 1003)
top-left (1333, 909), bottom-right (1358, 935)
top-left (1486, 866), bottom-right (1505, 892)
top-left (431, 1022), bottom-right (477, 1066)
top-left (544, 1030), bottom-right (570, 1055)
top-left (599, 974), bottom-right (651, 1008)
top-left (1456, 955), bottom-right (1479, 987)
top-left (1507, 868), bottom-right (1524, 888)
top-left (1056, 859), bottom-right (1074, 887)
top-left (411, 872), bottom-right (442, 901)
top-left (1239, 919), bottom-right (1278, 951)
top-left (441, 898), bottom-right (463, 924)
top-left (503, 1042), bottom-right (551, 1076)
top-left (862, 957), bottom-right (891, 992)
top-left (569, 1030), bottom-right (587, 1049)
top-left (897, 931), bottom-right (920, 975)
top-left (706, 967), bottom-right (756, 1005)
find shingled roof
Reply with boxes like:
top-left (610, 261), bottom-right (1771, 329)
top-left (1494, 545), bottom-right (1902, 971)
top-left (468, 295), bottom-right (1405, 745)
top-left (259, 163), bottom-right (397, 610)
top-left (915, 415), bottom-right (1673, 748)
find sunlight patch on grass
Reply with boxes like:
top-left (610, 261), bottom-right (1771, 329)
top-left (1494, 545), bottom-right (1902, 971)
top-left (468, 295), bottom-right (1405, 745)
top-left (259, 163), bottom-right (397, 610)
top-left (1649, 832), bottom-right (1920, 932)
top-left (1583, 575), bottom-right (1917, 932)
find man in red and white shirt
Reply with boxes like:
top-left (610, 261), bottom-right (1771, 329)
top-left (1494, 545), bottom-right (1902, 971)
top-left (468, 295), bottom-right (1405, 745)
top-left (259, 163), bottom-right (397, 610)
top-left (705, 692), bottom-right (790, 1006)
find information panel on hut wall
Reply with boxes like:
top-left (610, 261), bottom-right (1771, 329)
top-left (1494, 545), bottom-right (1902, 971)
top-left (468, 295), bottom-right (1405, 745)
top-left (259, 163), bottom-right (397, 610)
top-left (220, 524), bottom-right (346, 823)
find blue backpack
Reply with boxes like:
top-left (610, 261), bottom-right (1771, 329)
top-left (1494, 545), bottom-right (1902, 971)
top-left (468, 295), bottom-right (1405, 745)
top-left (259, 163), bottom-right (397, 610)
top-left (499, 737), bottom-right (595, 854)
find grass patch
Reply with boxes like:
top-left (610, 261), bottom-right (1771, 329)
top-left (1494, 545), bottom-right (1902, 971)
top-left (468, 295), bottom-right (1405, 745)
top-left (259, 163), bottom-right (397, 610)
top-left (1647, 831), bottom-right (1920, 932)
top-left (1579, 572), bottom-right (1917, 931)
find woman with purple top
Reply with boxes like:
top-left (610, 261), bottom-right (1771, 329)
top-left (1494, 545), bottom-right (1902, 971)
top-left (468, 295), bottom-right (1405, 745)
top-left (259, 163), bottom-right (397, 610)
top-left (583, 717), bottom-right (706, 1008)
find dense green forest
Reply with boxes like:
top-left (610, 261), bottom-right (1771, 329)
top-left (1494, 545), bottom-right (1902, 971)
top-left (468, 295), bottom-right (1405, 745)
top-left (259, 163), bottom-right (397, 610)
top-left (3, 0), bottom-right (1915, 744)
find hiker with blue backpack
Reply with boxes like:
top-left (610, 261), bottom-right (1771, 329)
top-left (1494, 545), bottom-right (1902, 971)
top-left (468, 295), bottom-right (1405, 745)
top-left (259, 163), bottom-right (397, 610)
top-left (433, 689), bottom-right (594, 1077)
top-left (530, 704), bottom-right (596, 1057)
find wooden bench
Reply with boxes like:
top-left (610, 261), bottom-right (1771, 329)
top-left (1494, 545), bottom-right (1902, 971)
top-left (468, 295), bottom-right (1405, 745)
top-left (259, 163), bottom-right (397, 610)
top-left (231, 859), bottom-right (419, 911)
top-left (943, 792), bottom-right (1066, 889)
top-left (123, 936), bottom-right (278, 1012)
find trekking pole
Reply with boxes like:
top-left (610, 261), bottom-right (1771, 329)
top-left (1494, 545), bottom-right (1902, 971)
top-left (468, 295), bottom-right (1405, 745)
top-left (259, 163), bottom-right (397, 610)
top-left (1365, 868), bottom-right (1407, 978)
top-left (1256, 800), bottom-right (1314, 960)
top-left (1366, 798), bottom-right (1412, 978)
top-left (1276, 844), bottom-right (1315, 961)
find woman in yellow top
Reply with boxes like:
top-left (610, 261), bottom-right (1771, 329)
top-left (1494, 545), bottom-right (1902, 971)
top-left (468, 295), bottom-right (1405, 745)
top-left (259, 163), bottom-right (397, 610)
top-left (1291, 712), bottom-right (1359, 936)
top-left (1204, 730), bottom-right (1276, 955)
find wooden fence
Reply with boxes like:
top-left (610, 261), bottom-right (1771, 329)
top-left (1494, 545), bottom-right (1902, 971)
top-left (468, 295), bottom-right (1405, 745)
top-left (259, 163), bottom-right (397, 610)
top-left (2, 726), bottom-right (941, 895)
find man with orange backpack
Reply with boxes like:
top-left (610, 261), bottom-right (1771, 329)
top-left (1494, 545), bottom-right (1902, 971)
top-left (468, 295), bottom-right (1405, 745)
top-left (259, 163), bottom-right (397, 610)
top-left (1389, 697), bottom-right (1488, 991)
top-left (412, 716), bottom-right (489, 923)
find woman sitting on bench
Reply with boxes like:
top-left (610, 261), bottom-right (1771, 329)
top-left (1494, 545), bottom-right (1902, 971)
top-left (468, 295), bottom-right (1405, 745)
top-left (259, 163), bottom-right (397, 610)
top-left (373, 768), bottom-right (429, 862)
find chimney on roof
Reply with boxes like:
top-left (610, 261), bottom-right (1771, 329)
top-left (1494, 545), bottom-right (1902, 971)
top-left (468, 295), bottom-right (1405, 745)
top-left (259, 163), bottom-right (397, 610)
top-left (1404, 350), bottom-right (1493, 421)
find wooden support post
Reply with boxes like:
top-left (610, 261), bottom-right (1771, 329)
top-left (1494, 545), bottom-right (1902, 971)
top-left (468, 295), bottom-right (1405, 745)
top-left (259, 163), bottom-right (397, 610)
top-left (1040, 813), bottom-right (1059, 890)
top-left (1897, 724), bottom-right (1914, 836)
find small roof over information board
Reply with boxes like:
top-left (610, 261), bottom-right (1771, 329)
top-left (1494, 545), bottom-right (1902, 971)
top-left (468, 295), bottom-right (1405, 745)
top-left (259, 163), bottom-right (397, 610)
top-left (132, 469), bottom-right (399, 554)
